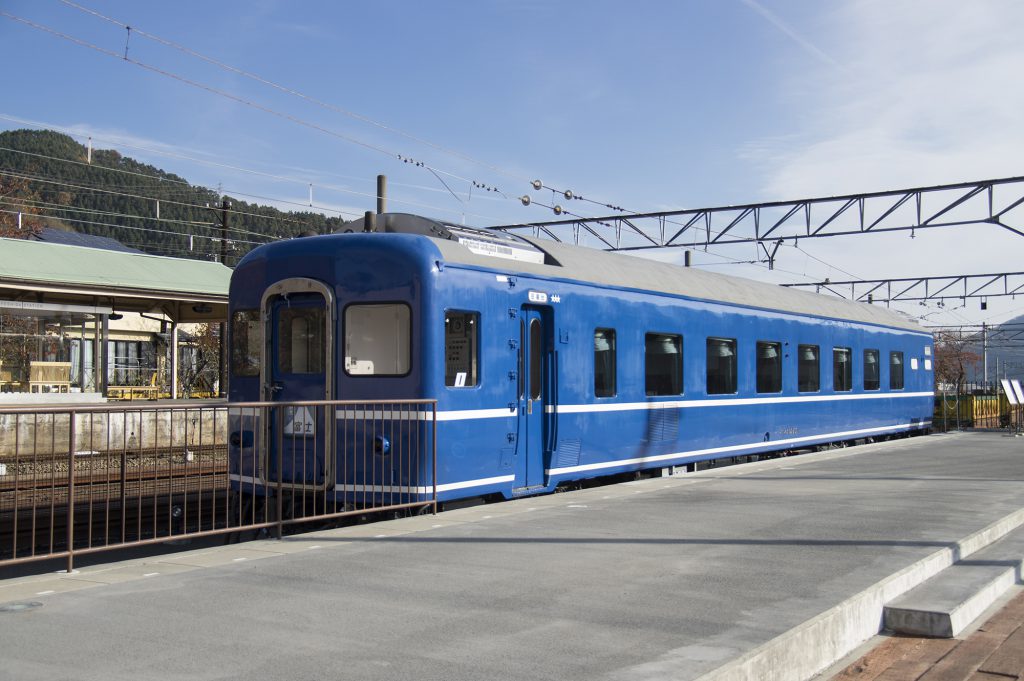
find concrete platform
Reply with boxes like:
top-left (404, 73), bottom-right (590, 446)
top-left (884, 525), bottom-right (1024, 638)
top-left (0, 431), bottom-right (1022, 681)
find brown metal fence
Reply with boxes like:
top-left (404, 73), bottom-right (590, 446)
top-left (0, 399), bottom-right (436, 572)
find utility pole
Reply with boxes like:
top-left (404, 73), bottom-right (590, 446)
top-left (220, 198), bottom-right (230, 265)
top-left (982, 322), bottom-right (989, 390)
top-left (218, 197), bottom-right (229, 399)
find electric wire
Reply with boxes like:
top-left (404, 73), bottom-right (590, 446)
top-left (0, 196), bottom-right (271, 247)
top-left (59, 0), bottom-right (531, 184)
top-left (0, 206), bottom-right (264, 245)
top-left (0, 114), bottom-right (510, 224)
top-left (7, 7), bottom-right (631, 220)
top-left (60, 0), bottom-right (639, 217)
top-left (3, 10), bottom-right (985, 302)
top-left (0, 168), bottom-right (313, 238)
top-left (1, 194), bottom-right (219, 230)
top-left (0, 11), bottom-right (513, 209)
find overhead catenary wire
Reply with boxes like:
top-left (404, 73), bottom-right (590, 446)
top-left (0, 114), bottom-right (512, 224)
top-left (0, 207), bottom-right (265, 246)
top-left (59, 0), bottom-right (533, 186)
top-left (6, 6), bottom-right (633, 220)
top-left (60, 0), bottom-right (639, 218)
top-left (0, 196), bottom-right (267, 245)
top-left (0, 168), bottom-right (315, 237)
top-left (0, 133), bottom-right (920, 306)
top-left (2, 10), bottom-right (983, 327)
top-left (0, 11), bottom-right (517, 211)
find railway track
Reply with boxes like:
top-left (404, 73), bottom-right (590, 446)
top-left (0, 488), bottom-right (231, 562)
top-left (0, 446), bottom-right (228, 511)
top-left (0, 445), bottom-right (231, 562)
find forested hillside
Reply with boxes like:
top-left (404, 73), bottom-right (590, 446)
top-left (0, 129), bottom-right (346, 265)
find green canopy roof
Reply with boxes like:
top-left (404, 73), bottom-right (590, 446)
top-left (0, 237), bottom-right (230, 322)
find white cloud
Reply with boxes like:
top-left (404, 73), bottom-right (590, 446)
top-left (735, 0), bottom-right (1024, 325)
top-left (746, 0), bottom-right (1024, 197)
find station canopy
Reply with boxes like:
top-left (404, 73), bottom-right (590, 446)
top-left (0, 237), bottom-right (230, 323)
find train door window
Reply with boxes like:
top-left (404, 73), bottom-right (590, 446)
top-left (864, 349), bottom-right (880, 390)
top-left (706, 337), bottom-right (737, 395)
top-left (594, 328), bottom-right (616, 397)
top-left (445, 311), bottom-right (478, 387)
top-left (519, 319), bottom-right (525, 399)
top-left (344, 303), bottom-right (411, 376)
top-left (231, 309), bottom-right (260, 377)
top-left (833, 347), bottom-right (852, 392)
top-left (530, 319), bottom-right (543, 400)
top-left (756, 341), bottom-right (782, 393)
top-left (798, 344), bottom-right (820, 392)
top-left (890, 351), bottom-right (905, 390)
top-left (645, 333), bottom-right (682, 396)
top-left (279, 307), bottom-right (324, 374)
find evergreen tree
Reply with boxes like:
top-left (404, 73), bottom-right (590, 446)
top-left (0, 129), bottom-right (348, 264)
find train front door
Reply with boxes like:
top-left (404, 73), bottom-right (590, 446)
top-left (516, 305), bottom-right (553, 490)
top-left (262, 278), bottom-right (334, 489)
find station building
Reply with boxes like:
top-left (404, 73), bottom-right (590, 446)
top-left (0, 233), bottom-right (230, 403)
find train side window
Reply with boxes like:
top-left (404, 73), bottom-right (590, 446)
top-left (231, 309), bottom-right (260, 377)
top-left (645, 333), bottom-right (682, 396)
top-left (279, 307), bottom-right (324, 374)
top-left (890, 351), bottom-right (905, 390)
top-left (344, 303), bottom-right (411, 376)
top-left (594, 328), bottom-right (616, 397)
top-left (756, 341), bottom-right (782, 393)
top-left (833, 347), bottom-right (852, 392)
top-left (798, 344), bottom-right (820, 392)
top-left (864, 349), bottom-right (880, 390)
top-left (444, 311), bottom-right (478, 387)
top-left (706, 337), bottom-right (737, 395)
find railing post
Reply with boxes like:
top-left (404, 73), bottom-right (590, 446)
top-left (432, 401), bottom-right (438, 516)
top-left (66, 410), bottom-right (76, 573)
top-left (276, 406), bottom-right (284, 540)
top-left (120, 448), bottom-right (127, 543)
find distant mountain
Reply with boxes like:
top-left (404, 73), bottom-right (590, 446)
top-left (980, 313), bottom-right (1024, 382)
top-left (0, 129), bottom-right (347, 265)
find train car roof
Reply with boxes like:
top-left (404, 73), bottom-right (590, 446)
top-left (430, 233), bottom-right (924, 333)
top-left (333, 213), bottom-right (926, 333)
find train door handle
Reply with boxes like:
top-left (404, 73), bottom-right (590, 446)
top-left (268, 381), bottom-right (284, 396)
top-left (527, 399), bottom-right (533, 415)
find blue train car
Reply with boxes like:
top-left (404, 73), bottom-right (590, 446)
top-left (228, 213), bottom-right (933, 504)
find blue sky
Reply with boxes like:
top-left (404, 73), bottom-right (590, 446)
top-left (2, 0), bottom-right (1023, 327)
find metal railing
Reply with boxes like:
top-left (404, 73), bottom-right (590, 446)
top-left (933, 383), bottom-right (1022, 432)
top-left (0, 399), bottom-right (437, 572)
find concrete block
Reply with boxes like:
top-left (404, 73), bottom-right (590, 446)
top-left (884, 526), bottom-right (1024, 638)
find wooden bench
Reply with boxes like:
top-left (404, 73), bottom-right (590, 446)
top-left (108, 372), bottom-right (160, 401)
top-left (28, 361), bottom-right (72, 393)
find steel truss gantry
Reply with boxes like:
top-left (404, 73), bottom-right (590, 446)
top-left (490, 176), bottom-right (1024, 261)
top-left (781, 272), bottom-right (1024, 305)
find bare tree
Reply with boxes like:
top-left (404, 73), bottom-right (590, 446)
top-left (932, 330), bottom-right (981, 392)
top-left (178, 324), bottom-right (221, 397)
